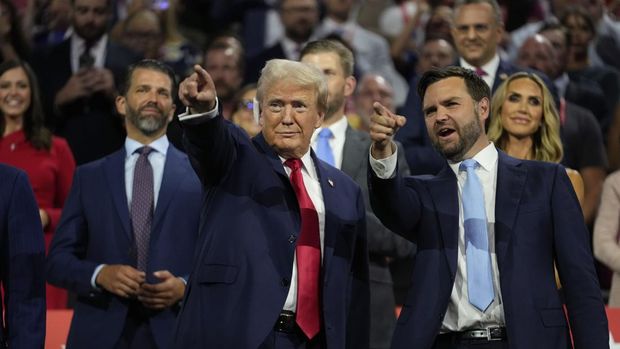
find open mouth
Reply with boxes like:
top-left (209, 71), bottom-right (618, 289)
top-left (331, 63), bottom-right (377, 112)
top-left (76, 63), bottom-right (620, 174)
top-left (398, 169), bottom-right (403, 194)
top-left (437, 127), bottom-right (456, 139)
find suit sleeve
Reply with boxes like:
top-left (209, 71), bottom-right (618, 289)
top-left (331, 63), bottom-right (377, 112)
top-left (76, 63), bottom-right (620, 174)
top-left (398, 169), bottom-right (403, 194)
top-left (551, 165), bottom-right (609, 348)
top-left (368, 162), bottom-right (423, 241)
top-left (181, 112), bottom-right (239, 187)
top-left (46, 169), bottom-right (100, 296)
top-left (5, 171), bottom-right (46, 348)
top-left (365, 144), bottom-right (415, 258)
top-left (346, 186), bottom-right (370, 349)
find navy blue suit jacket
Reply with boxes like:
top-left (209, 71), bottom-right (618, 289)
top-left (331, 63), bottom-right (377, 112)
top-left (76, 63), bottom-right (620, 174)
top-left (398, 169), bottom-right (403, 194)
top-left (173, 115), bottom-right (370, 348)
top-left (0, 164), bottom-right (46, 348)
top-left (46, 144), bottom-right (202, 349)
top-left (369, 151), bottom-right (608, 349)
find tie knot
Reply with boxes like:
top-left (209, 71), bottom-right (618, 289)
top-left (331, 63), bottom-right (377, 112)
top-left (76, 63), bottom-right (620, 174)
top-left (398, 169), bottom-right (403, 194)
top-left (285, 158), bottom-right (302, 172)
top-left (475, 67), bottom-right (487, 77)
top-left (460, 158), bottom-right (479, 171)
top-left (135, 146), bottom-right (154, 157)
top-left (318, 128), bottom-right (333, 139)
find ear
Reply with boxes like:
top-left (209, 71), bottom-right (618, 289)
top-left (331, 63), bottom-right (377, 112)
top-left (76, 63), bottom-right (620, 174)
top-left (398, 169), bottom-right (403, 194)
top-left (167, 103), bottom-right (176, 123)
top-left (344, 75), bottom-right (357, 98)
top-left (115, 95), bottom-right (126, 116)
top-left (477, 97), bottom-right (490, 122)
top-left (315, 110), bottom-right (325, 128)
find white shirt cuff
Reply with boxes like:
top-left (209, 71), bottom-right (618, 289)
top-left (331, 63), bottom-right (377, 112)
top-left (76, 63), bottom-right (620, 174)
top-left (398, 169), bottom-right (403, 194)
top-left (178, 98), bottom-right (219, 123)
top-left (369, 144), bottom-right (398, 179)
top-left (91, 264), bottom-right (106, 289)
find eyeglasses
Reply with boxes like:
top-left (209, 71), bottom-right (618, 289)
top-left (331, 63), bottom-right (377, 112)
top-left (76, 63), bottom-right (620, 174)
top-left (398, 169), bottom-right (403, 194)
top-left (238, 100), bottom-right (254, 110)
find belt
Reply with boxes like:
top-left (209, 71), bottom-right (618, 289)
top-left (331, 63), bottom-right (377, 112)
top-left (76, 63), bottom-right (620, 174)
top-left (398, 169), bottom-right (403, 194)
top-left (439, 326), bottom-right (507, 342)
top-left (274, 311), bottom-right (297, 334)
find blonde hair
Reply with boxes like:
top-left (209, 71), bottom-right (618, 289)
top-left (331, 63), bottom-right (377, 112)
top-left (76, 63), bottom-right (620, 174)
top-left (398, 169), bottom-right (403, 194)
top-left (488, 72), bottom-right (563, 163)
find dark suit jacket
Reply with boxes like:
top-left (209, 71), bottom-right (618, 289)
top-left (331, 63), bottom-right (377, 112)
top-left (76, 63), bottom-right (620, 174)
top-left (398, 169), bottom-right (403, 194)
top-left (341, 127), bottom-right (413, 348)
top-left (0, 164), bottom-right (46, 348)
top-left (369, 151), bottom-right (608, 349)
top-left (31, 38), bottom-right (140, 165)
top-left (46, 144), bottom-right (202, 349)
top-left (173, 116), bottom-right (370, 348)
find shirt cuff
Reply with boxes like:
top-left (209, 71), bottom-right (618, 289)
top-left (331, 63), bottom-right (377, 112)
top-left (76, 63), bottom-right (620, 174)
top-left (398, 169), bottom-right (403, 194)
top-left (91, 264), bottom-right (106, 289)
top-left (178, 98), bottom-right (219, 123)
top-left (369, 144), bottom-right (398, 179)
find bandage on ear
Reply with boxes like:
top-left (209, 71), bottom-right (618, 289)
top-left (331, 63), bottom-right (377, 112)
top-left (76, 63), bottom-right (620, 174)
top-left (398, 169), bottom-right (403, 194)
top-left (253, 98), bottom-right (260, 124)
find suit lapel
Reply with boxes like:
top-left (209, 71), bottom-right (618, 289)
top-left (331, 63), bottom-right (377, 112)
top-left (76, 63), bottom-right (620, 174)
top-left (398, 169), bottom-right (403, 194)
top-left (152, 146), bottom-right (184, 237)
top-left (427, 165), bottom-right (459, 277)
top-left (494, 152), bottom-right (527, 268)
top-left (104, 149), bottom-right (132, 241)
top-left (312, 152), bottom-right (338, 281)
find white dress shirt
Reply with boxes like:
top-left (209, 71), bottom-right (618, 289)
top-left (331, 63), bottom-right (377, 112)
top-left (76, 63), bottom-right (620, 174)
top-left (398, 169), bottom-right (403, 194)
top-left (179, 100), bottom-right (327, 313)
top-left (460, 54), bottom-right (500, 90)
top-left (369, 142), bottom-right (505, 331)
top-left (311, 116), bottom-right (348, 170)
top-left (90, 135), bottom-right (170, 288)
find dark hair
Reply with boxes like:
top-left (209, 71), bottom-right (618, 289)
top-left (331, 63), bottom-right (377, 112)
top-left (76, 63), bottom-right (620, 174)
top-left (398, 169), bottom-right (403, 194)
top-left (0, 0), bottom-right (30, 61)
top-left (560, 6), bottom-right (595, 36)
top-left (417, 66), bottom-right (490, 102)
top-left (205, 34), bottom-right (246, 74)
top-left (121, 59), bottom-right (177, 98)
top-left (0, 60), bottom-right (51, 150)
top-left (539, 18), bottom-right (572, 47)
top-left (300, 39), bottom-right (355, 76)
top-left (453, 0), bottom-right (503, 26)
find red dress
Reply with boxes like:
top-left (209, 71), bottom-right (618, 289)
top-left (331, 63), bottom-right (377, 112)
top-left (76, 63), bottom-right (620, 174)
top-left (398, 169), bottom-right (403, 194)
top-left (0, 130), bottom-right (75, 309)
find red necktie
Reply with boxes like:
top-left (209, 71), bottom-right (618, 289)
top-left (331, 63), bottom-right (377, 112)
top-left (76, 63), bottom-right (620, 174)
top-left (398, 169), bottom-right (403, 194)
top-left (284, 158), bottom-right (321, 339)
top-left (475, 67), bottom-right (488, 77)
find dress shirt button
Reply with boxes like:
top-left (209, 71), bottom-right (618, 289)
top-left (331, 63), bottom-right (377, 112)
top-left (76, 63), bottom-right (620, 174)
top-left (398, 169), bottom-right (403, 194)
top-left (281, 278), bottom-right (290, 287)
top-left (288, 234), bottom-right (296, 243)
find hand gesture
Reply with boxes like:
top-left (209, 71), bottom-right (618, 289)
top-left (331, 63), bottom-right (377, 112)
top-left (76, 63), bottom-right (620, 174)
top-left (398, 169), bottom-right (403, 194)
top-left (88, 68), bottom-right (116, 98)
top-left (369, 102), bottom-right (407, 159)
top-left (54, 70), bottom-right (95, 107)
top-left (138, 270), bottom-right (186, 310)
top-left (179, 64), bottom-right (217, 114)
top-left (95, 264), bottom-right (146, 298)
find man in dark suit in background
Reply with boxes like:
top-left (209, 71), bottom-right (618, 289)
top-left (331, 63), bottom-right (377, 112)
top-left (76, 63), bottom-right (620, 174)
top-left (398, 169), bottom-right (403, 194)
top-left (174, 59), bottom-right (369, 348)
top-left (0, 164), bottom-right (46, 348)
top-left (47, 60), bottom-right (202, 349)
top-left (31, 0), bottom-right (140, 165)
top-left (300, 39), bottom-right (413, 349)
top-left (368, 66), bottom-right (608, 349)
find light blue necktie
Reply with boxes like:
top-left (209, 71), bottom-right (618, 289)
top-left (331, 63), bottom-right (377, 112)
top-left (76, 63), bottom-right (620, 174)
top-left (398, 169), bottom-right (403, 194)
top-left (460, 159), bottom-right (494, 312)
top-left (315, 128), bottom-right (335, 166)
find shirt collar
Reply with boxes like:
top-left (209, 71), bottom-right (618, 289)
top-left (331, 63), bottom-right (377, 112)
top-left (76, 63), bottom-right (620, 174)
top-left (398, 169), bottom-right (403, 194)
top-left (460, 54), bottom-right (500, 77)
top-left (448, 142), bottom-right (498, 176)
top-left (280, 150), bottom-right (319, 182)
top-left (554, 73), bottom-right (570, 98)
top-left (312, 115), bottom-right (348, 143)
top-left (125, 135), bottom-right (169, 158)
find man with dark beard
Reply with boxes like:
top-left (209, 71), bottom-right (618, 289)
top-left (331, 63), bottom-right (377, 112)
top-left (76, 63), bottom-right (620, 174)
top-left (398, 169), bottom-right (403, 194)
top-left (367, 66), bottom-right (608, 349)
top-left (31, 0), bottom-right (140, 165)
top-left (47, 59), bottom-right (202, 349)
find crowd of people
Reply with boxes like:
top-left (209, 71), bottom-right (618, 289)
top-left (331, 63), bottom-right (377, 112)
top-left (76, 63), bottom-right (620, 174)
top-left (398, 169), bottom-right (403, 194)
top-left (1, 0), bottom-right (620, 347)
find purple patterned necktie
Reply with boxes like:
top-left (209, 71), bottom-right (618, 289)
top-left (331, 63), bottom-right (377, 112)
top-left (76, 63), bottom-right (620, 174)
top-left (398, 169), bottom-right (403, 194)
top-left (131, 146), bottom-right (154, 272)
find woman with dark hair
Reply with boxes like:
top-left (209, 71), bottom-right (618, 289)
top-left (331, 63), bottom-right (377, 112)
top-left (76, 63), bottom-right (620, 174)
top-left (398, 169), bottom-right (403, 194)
top-left (0, 60), bottom-right (75, 309)
top-left (0, 0), bottom-right (30, 62)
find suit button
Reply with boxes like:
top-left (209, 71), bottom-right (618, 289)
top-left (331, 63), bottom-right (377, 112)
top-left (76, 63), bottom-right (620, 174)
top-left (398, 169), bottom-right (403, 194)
top-left (281, 278), bottom-right (290, 287)
top-left (288, 234), bottom-right (296, 243)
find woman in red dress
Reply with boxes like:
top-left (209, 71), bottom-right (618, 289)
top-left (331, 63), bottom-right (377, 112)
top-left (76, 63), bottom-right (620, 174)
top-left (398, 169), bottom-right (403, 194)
top-left (0, 60), bottom-right (75, 308)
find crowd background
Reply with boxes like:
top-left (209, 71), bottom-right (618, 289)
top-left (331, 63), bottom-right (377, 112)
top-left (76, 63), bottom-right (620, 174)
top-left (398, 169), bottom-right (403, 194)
top-left (2, 0), bottom-right (620, 345)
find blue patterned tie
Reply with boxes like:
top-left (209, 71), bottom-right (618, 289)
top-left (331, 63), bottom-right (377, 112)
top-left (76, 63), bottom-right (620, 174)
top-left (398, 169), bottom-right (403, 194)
top-left (131, 146), bottom-right (154, 272)
top-left (460, 159), bottom-right (494, 312)
top-left (315, 128), bottom-right (335, 166)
